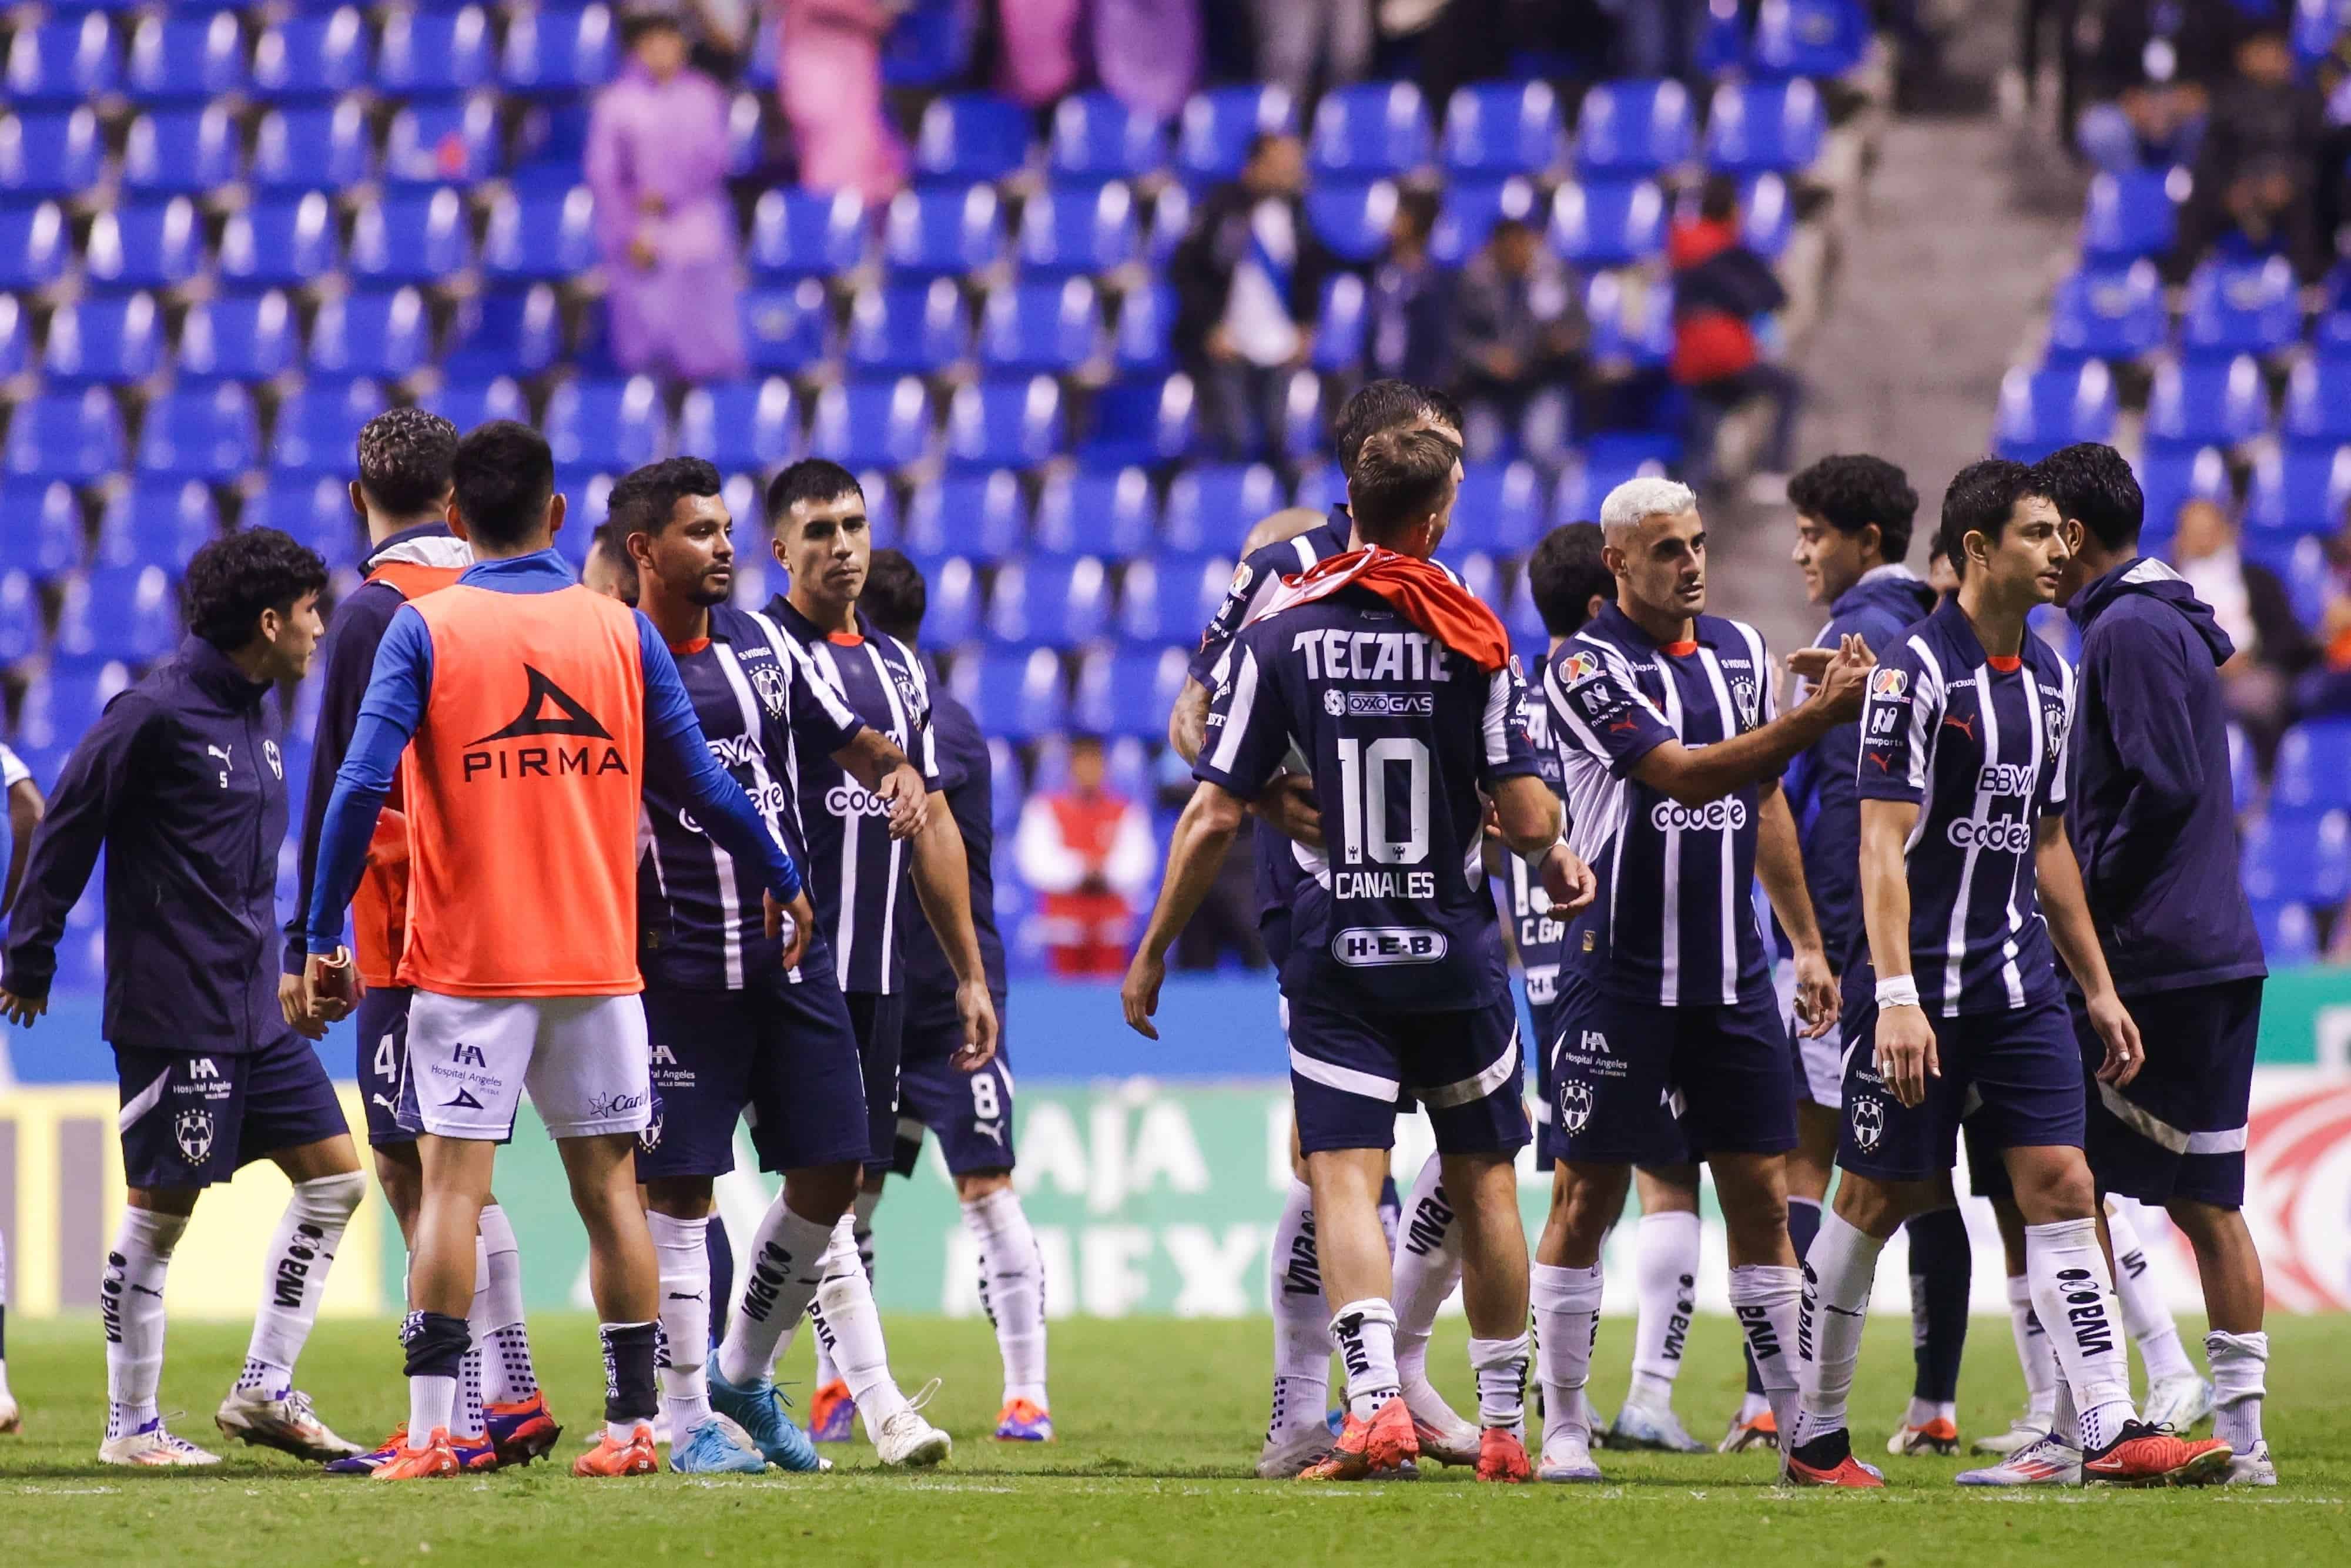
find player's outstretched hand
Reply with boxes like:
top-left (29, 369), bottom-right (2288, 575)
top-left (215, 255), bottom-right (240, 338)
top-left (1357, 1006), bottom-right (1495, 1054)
top-left (0, 987), bottom-right (45, 1027)
top-left (1538, 845), bottom-right (1598, 918)
top-left (1785, 645), bottom-right (1834, 684)
top-left (952, 979), bottom-right (1000, 1071)
top-left (1791, 948), bottom-right (1841, 1039)
top-left (280, 970), bottom-right (326, 1041)
top-left (302, 949), bottom-right (361, 1033)
top-left (768, 888), bottom-right (816, 972)
top-left (2087, 990), bottom-right (2144, 1088)
top-left (1253, 775), bottom-right (1323, 849)
top-left (1872, 1000), bottom-right (1938, 1108)
top-left (1807, 634), bottom-right (1878, 722)
top-left (1121, 950), bottom-right (1166, 1040)
top-left (878, 763), bottom-right (929, 840)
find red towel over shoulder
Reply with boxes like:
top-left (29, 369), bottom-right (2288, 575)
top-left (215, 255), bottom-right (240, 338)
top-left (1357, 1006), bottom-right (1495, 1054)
top-left (1251, 546), bottom-right (1511, 672)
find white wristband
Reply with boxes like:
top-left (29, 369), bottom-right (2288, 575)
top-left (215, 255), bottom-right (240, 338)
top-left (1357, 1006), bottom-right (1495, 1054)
top-left (1876, 975), bottom-right (1921, 1011)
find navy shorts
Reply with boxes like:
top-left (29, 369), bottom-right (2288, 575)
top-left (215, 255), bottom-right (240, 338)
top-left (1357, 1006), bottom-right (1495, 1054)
top-left (847, 988), bottom-right (905, 1172)
top-left (1837, 993), bottom-right (2085, 1184)
top-left (2077, 978), bottom-right (2261, 1209)
top-left (893, 987), bottom-right (1015, 1177)
top-left (1843, 971), bottom-right (2011, 1197)
top-left (635, 970), bottom-right (871, 1181)
top-left (115, 1033), bottom-right (349, 1190)
top-left (354, 985), bottom-right (416, 1148)
top-left (1284, 990), bottom-right (1529, 1157)
top-left (1548, 975), bottom-right (1790, 1165)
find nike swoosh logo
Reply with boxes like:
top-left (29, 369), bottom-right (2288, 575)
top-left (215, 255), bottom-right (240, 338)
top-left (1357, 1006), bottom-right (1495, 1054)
top-left (1823, 1303), bottom-right (1867, 1317)
top-left (666, 1292), bottom-right (706, 1302)
top-left (131, 1284), bottom-right (163, 1298)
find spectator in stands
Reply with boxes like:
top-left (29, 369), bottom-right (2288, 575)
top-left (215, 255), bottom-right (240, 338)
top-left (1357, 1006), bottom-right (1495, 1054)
top-left (1253, 0), bottom-right (1372, 103)
top-left (2294, 505), bottom-right (2351, 719)
top-left (1016, 735), bottom-right (1154, 977)
top-left (2069, 0), bottom-right (2228, 174)
top-left (1367, 190), bottom-right (1449, 388)
top-left (997, 0), bottom-right (1086, 106)
top-left (1668, 178), bottom-right (1799, 498)
top-left (1171, 131), bottom-right (1335, 458)
top-left (587, 10), bottom-right (748, 383)
top-left (2166, 497), bottom-right (2314, 763)
top-left (1094, 0), bottom-right (1202, 119)
top-left (776, 0), bottom-right (908, 205)
top-left (1605, 0), bottom-right (1712, 82)
top-left (2172, 24), bottom-right (2328, 282)
top-left (1449, 216), bottom-right (1586, 453)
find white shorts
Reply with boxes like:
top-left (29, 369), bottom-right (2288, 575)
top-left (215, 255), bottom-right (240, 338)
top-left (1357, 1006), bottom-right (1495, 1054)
top-left (1773, 956), bottom-right (1843, 1108)
top-left (402, 992), bottom-right (653, 1141)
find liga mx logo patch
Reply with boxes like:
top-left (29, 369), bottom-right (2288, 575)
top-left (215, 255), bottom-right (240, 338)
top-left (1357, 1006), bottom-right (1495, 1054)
top-left (1560, 651), bottom-right (1600, 684)
top-left (1850, 1094), bottom-right (1885, 1152)
top-left (751, 662), bottom-right (788, 718)
top-left (1559, 1080), bottom-right (1594, 1135)
top-left (173, 1107), bottom-right (216, 1164)
top-left (1870, 668), bottom-right (1908, 699)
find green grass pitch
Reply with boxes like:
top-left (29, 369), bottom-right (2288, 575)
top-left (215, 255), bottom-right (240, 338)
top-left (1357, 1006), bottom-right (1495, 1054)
top-left (3, 1313), bottom-right (2346, 1567)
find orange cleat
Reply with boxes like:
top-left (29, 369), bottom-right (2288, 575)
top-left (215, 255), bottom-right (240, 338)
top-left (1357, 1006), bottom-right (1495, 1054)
top-left (1719, 1406), bottom-right (1778, 1453)
top-left (1298, 1396), bottom-right (1419, 1481)
top-left (1476, 1427), bottom-right (1531, 1483)
top-left (1785, 1432), bottom-right (1886, 1488)
top-left (1888, 1416), bottom-right (1961, 1456)
top-left (572, 1423), bottom-right (659, 1477)
top-left (806, 1379), bottom-right (856, 1443)
top-left (485, 1392), bottom-right (562, 1467)
top-left (993, 1398), bottom-right (1053, 1442)
top-left (370, 1428), bottom-right (461, 1480)
top-left (2083, 1423), bottom-right (2232, 1487)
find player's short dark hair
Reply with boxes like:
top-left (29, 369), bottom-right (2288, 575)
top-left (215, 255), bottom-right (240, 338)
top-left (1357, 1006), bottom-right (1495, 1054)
top-left (766, 458), bottom-right (865, 530)
top-left (1415, 384), bottom-right (1463, 439)
top-left (1349, 428), bottom-right (1460, 543)
top-left (2031, 441), bottom-right (2144, 554)
top-left (1936, 458), bottom-right (2049, 564)
top-left (184, 527), bottom-right (328, 651)
top-left (608, 456), bottom-right (723, 540)
top-left (861, 548), bottom-right (926, 644)
top-left (1334, 379), bottom-right (1441, 478)
top-left (1526, 521), bottom-right (1613, 636)
top-left (449, 421), bottom-right (554, 550)
top-left (588, 520), bottom-right (639, 602)
top-left (356, 407), bottom-right (458, 517)
top-left (1786, 454), bottom-right (1920, 562)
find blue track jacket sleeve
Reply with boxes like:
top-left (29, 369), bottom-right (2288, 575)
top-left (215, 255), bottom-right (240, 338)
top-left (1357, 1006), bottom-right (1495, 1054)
top-left (304, 604), bottom-right (434, 954)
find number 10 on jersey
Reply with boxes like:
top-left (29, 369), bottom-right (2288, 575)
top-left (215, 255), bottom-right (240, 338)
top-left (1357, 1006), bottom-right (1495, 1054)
top-left (1334, 737), bottom-right (1432, 868)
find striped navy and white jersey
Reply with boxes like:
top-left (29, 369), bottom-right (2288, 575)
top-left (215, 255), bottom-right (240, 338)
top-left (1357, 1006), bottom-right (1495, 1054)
top-left (1541, 601), bottom-right (1777, 1008)
top-left (765, 594), bottom-right (943, 994)
top-left (1194, 586), bottom-right (1542, 1011)
top-left (1505, 668), bottom-right (1569, 1011)
top-left (637, 604), bottom-right (863, 993)
top-left (1856, 597), bottom-right (2076, 1017)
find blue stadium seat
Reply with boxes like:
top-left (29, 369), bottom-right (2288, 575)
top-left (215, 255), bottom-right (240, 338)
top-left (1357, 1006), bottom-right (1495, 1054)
top-left (1077, 374), bottom-right (1195, 467)
top-left (1017, 180), bottom-right (1141, 276)
top-left (1583, 272), bottom-right (1674, 367)
top-left (1549, 179), bottom-right (1667, 267)
top-left (2283, 356), bottom-right (2351, 447)
top-left (945, 375), bottom-right (1065, 471)
top-left (82, 202), bottom-right (202, 296)
top-left (980, 277), bottom-right (1101, 373)
top-left (2241, 807), bottom-right (2351, 906)
top-left (177, 292), bottom-right (297, 383)
top-left (1449, 461), bottom-right (1549, 555)
top-left (483, 185), bottom-right (596, 283)
top-left (1176, 85), bottom-right (1295, 186)
top-left (810, 377), bottom-right (933, 471)
top-left (2229, 722), bottom-right (2256, 810)
top-left (420, 375), bottom-right (527, 433)
top-left (310, 290), bottom-right (430, 381)
top-left (902, 470), bottom-right (1027, 567)
top-left (1705, 79), bottom-right (1826, 176)
top-left (2245, 444), bottom-right (2351, 538)
top-left (846, 280), bottom-right (970, 375)
top-left (2042, 263), bottom-right (2165, 367)
top-left (1293, 461), bottom-right (1344, 514)
top-left (1990, 363), bottom-right (2115, 461)
top-left (550, 470), bottom-right (615, 566)
top-left (1312, 273), bottom-right (1367, 373)
top-left (915, 93), bottom-right (1032, 183)
top-left (2239, 532), bottom-right (2330, 625)
top-left (0, 109), bottom-right (104, 202)
top-left (1441, 81), bottom-right (1565, 178)
top-left (252, 11), bottom-right (370, 101)
top-left (52, 567), bottom-right (179, 667)
top-left (1144, 183), bottom-right (1192, 267)
top-left (0, 297), bottom-right (26, 381)
top-left (882, 0), bottom-right (977, 88)
top-left (953, 648), bottom-right (1068, 740)
top-left (1111, 282), bottom-right (1176, 374)
top-left (500, 2), bottom-right (617, 93)
top-left (1573, 79), bottom-right (1694, 176)
top-left (96, 477), bottom-right (217, 571)
top-left (0, 569), bottom-right (41, 664)
top-left (1271, 368), bottom-right (1327, 463)
top-left (5, 15), bottom-right (118, 106)
top-left (985, 557), bottom-right (1108, 647)
top-left (1749, 0), bottom-right (1871, 78)
top-left (1034, 465), bottom-right (1158, 559)
top-left (1431, 176), bottom-right (1539, 266)
top-left (1555, 445), bottom-right (1670, 522)
top-left (1164, 463), bottom-right (1282, 552)
top-left (2181, 257), bottom-right (2302, 360)
top-left (1737, 172), bottom-right (1795, 260)
top-left (446, 284), bottom-right (562, 379)
top-left (883, 183), bottom-right (1004, 278)
top-left (2134, 445), bottom-right (2231, 549)
top-left (15, 662), bottom-right (133, 751)
top-left (916, 552), bottom-right (976, 641)
top-left (1696, 2), bottom-right (1750, 75)
top-left (677, 377), bottom-right (800, 473)
top-left (126, 11), bottom-right (246, 103)
top-left (726, 91), bottom-right (765, 179)
top-left (2275, 721), bottom-right (2351, 809)
top-left (0, 477), bottom-right (85, 578)
top-left (2080, 167), bottom-right (2181, 263)
top-left (1310, 82), bottom-right (1434, 177)
top-left (1114, 551), bottom-right (1228, 646)
top-left (1073, 647), bottom-right (1190, 736)
top-left (1050, 91), bottom-right (1166, 181)
top-left (377, 6), bottom-right (492, 98)
top-left (386, 98), bottom-right (500, 187)
top-left (120, 107), bottom-right (240, 196)
top-left (740, 281), bottom-right (835, 376)
top-left (253, 473), bottom-right (364, 569)
top-left (1502, 565), bottom-right (1549, 650)
top-left (350, 190), bottom-right (474, 287)
top-left (42, 295), bottom-right (163, 384)
top-left (218, 195), bottom-right (340, 293)
top-left (269, 378), bottom-right (386, 473)
top-left (2248, 899), bottom-right (2319, 965)
top-left (748, 188), bottom-right (869, 280)
top-left (2142, 354), bottom-right (2268, 452)
top-left (138, 384), bottom-right (259, 482)
top-left (6, 388), bottom-right (125, 481)
top-left (252, 102), bottom-right (374, 193)
top-left (546, 377), bottom-right (669, 469)
top-left (0, 203), bottom-right (68, 292)
top-left (1305, 178), bottom-right (1399, 263)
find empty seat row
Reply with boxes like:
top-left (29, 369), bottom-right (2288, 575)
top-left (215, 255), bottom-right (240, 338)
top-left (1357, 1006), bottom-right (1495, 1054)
top-left (2042, 257), bottom-right (2315, 366)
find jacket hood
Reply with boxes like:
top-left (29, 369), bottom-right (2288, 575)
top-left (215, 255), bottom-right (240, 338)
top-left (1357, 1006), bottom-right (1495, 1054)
top-left (1833, 564), bottom-right (1937, 627)
top-left (2070, 556), bottom-right (2235, 667)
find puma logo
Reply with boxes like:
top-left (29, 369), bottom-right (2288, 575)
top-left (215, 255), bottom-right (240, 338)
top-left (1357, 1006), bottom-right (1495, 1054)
top-left (1943, 714), bottom-right (1976, 741)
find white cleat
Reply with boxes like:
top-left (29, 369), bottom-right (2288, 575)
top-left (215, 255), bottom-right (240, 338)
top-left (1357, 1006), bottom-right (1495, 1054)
top-left (2141, 1375), bottom-right (2216, 1433)
top-left (1401, 1378), bottom-right (1481, 1468)
top-left (1256, 1425), bottom-right (1335, 1480)
top-left (2225, 1440), bottom-right (2276, 1486)
top-left (873, 1408), bottom-right (952, 1468)
top-left (1609, 1401), bottom-right (1707, 1454)
top-left (0, 1390), bottom-right (19, 1435)
top-left (215, 1386), bottom-right (364, 1460)
top-left (100, 1418), bottom-right (222, 1467)
top-left (1954, 1434), bottom-right (2082, 1487)
top-left (1970, 1411), bottom-right (2053, 1457)
top-left (1538, 1427), bottom-right (1603, 1483)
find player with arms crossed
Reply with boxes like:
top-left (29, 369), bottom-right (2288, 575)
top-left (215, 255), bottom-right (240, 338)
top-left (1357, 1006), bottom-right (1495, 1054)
top-left (1127, 428), bottom-right (1596, 1483)
top-left (1785, 458), bottom-right (2229, 1489)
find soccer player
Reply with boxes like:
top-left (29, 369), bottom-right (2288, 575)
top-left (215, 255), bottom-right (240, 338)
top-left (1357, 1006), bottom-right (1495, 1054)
top-left (862, 550), bottom-right (1053, 1442)
top-left (714, 458), bottom-right (996, 1466)
top-left (1128, 427), bottom-right (1595, 1483)
top-left (583, 519), bottom-right (640, 606)
top-left (1530, 477), bottom-right (1875, 1485)
top-left (2038, 442), bottom-right (2275, 1485)
top-left (302, 421), bottom-right (811, 1481)
top-left (1785, 458), bottom-right (2231, 1490)
top-left (613, 458), bottom-right (932, 1473)
top-left (2, 530), bottom-right (366, 1468)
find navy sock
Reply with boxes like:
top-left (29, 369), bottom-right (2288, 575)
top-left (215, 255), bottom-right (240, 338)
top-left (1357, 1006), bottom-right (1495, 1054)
top-left (600, 1321), bottom-right (659, 1425)
top-left (1904, 1206), bottom-right (1972, 1403)
top-left (401, 1309), bottom-right (470, 1379)
top-left (706, 1218), bottom-right (734, 1348)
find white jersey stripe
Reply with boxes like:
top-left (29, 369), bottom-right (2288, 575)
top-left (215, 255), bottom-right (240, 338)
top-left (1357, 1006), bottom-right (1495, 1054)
top-left (1696, 645), bottom-right (1742, 1004)
top-left (1941, 661), bottom-right (1993, 1016)
top-left (1207, 644), bottom-right (1261, 773)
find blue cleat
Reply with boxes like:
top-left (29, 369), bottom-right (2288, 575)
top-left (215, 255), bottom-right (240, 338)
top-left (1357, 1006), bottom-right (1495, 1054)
top-left (806, 1379), bottom-right (857, 1444)
top-left (994, 1398), bottom-right (1053, 1442)
top-left (1608, 1401), bottom-right (1708, 1454)
top-left (325, 1426), bottom-right (407, 1476)
top-left (671, 1415), bottom-right (769, 1475)
top-left (708, 1366), bottom-right (828, 1473)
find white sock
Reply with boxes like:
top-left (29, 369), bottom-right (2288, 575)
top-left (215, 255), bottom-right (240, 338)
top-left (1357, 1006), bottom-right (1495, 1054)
top-left (2104, 1201), bottom-right (2194, 1383)
top-left (0, 1222), bottom-right (11, 1399)
top-left (1329, 1298), bottom-right (1401, 1421)
top-left (102, 1206), bottom-right (186, 1438)
top-left (2025, 1217), bottom-right (2135, 1452)
top-left (1267, 1175), bottom-right (1333, 1436)
top-left (1731, 1261), bottom-right (1806, 1445)
top-left (2053, 1374), bottom-right (2080, 1449)
top-left (408, 1374), bottom-right (457, 1446)
top-left (961, 1188), bottom-right (1048, 1407)
top-left (2206, 1329), bottom-right (2267, 1452)
top-left (235, 1170), bottom-right (362, 1398)
top-left (1791, 1214), bottom-right (1883, 1449)
top-left (1530, 1261), bottom-right (1602, 1445)
top-left (1468, 1333), bottom-right (1529, 1437)
top-left (1905, 1395), bottom-right (1957, 1428)
top-left (1628, 1209), bottom-right (1700, 1408)
top-left (810, 1216), bottom-right (910, 1432)
top-left (2004, 1273), bottom-right (2057, 1419)
top-left (717, 1197), bottom-right (835, 1388)
top-left (477, 1204), bottom-right (536, 1403)
top-left (812, 1189), bottom-right (881, 1389)
top-left (649, 1212), bottom-right (715, 1433)
top-left (456, 1233), bottom-right (493, 1441)
top-left (1389, 1154), bottom-right (1463, 1391)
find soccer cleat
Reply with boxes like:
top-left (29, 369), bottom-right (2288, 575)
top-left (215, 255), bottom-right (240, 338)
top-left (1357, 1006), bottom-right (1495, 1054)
top-left (485, 1392), bottom-right (562, 1466)
top-left (2081, 1421), bottom-right (2232, 1487)
top-left (98, 1418), bottom-right (220, 1467)
top-left (807, 1378), bottom-right (858, 1443)
top-left (1886, 1415), bottom-right (1961, 1456)
top-left (1718, 1405), bottom-right (1777, 1453)
top-left (1970, 1410), bottom-right (2051, 1457)
top-left (1609, 1401), bottom-right (1708, 1454)
top-left (1786, 1431), bottom-right (1886, 1488)
top-left (572, 1422), bottom-right (660, 1477)
top-left (326, 1426), bottom-right (407, 1476)
top-left (215, 1385), bottom-right (364, 1461)
top-left (670, 1415), bottom-right (768, 1475)
top-left (994, 1398), bottom-right (1053, 1442)
top-left (0, 1392), bottom-right (19, 1435)
top-left (2141, 1374), bottom-right (2216, 1433)
top-left (1255, 1425), bottom-right (1334, 1479)
top-left (1299, 1396), bottom-right (1418, 1481)
top-left (1536, 1425), bottom-right (1602, 1483)
top-left (706, 1366), bottom-right (827, 1472)
top-left (874, 1406), bottom-right (952, 1468)
top-left (1476, 1426), bottom-right (1531, 1483)
top-left (371, 1428), bottom-right (461, 1480)
top-left (1401, 1377), bottom-right (1481, 1466)
top-left (2225, 1440), bottom-right (2276, 1486)
top-left (1956, 1433), bottom-right (2082, 1487)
